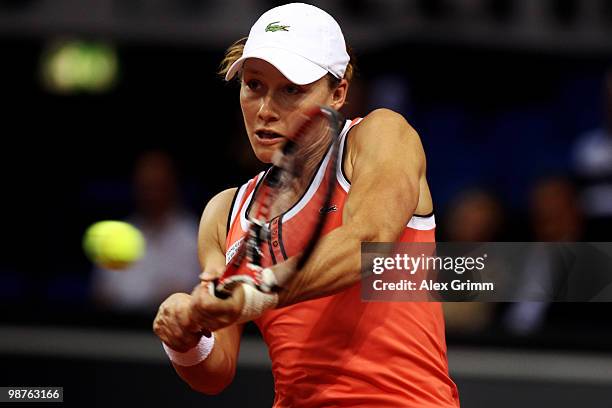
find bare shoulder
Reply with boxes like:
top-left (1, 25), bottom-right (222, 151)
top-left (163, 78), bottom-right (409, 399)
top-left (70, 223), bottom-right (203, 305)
top-left (199, 187), bottom-right (239, 256)
top-left (201, 188), bottom-right (239, 222)
top-left (345, 108), bottom-right (424, 179)
top-left (353, 108), bottom-right (419, 140)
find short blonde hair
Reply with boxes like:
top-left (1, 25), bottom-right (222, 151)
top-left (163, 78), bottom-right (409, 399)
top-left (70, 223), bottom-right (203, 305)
top-left (218, 37), bottom-right (356, 88)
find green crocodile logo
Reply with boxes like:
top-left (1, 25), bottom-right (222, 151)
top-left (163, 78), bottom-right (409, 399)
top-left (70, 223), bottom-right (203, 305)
top-left (265, 21), bottom-right (290, 32)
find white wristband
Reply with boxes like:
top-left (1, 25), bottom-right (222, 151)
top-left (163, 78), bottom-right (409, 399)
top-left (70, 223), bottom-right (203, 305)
top-left (237, 284), bottom-right (279, 324)
top-left (162, 333), bottom-right (215, 367)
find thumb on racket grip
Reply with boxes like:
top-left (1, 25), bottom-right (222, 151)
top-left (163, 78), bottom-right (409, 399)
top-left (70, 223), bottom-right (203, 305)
top-left (265, 257), bottom-right (298, 289)
top-left (260, 268), bottom-right (279, 292)
top-left (210, 278), bottom-right (232, 300)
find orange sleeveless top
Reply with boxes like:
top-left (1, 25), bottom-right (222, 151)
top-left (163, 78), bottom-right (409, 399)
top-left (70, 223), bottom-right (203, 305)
top-left (225, 119), bottom-right (460, 407)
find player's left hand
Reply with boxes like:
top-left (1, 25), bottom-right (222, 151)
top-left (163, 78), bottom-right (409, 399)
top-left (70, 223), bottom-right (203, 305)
top-left (189, 281), bottom-right (245, 332)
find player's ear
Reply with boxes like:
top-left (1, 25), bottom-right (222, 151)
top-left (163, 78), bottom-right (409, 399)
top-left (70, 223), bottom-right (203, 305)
top-left (330, 78), bottom-right (349, 111)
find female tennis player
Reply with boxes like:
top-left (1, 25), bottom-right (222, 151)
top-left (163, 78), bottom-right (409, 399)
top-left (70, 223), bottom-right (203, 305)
top-left (153, 3), bottom-right (460, 406)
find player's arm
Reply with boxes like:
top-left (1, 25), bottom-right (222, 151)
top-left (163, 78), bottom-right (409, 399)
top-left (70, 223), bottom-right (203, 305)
top-left (154, 187), bottom-right (243, 395)
top-left (277, 108), bottom-right (426, 306)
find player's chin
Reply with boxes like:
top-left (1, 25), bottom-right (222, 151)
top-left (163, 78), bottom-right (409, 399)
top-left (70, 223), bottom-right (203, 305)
top-left (253, 145), bottom-right (281, 164)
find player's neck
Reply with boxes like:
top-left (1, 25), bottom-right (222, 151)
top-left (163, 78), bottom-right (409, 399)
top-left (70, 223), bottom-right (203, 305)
top-left (297, 136), bottom-right (330, 190)
top-left (267, 139), bottom-right (329, 220)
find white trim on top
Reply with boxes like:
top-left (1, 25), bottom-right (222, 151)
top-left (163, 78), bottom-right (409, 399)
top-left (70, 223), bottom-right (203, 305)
top-left (239, 172), bottom-right (265, 232)
top-left (283, 145), bottom-right (333, 222)
top-left (229, 181), bottom-right (249, 229)
top-left (407, 214), bottom-right (436, 230)
top-left (336, 118), bottom-right (362, 193)
top-left (282, 119), bottom-right (354, 222)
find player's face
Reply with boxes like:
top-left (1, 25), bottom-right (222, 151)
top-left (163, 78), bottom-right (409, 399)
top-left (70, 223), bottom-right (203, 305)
top-left (240, 58), bottom-right (346, 163)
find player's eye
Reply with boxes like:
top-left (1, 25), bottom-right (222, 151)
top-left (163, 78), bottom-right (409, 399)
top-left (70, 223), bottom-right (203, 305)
top-left (284, 84), bottom-right (302, 95)
top-left (246, 79), bottom-right (262, 91)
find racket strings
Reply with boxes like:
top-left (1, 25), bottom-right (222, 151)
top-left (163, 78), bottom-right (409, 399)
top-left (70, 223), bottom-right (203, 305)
top-left (253, 113), bottom-right (335, 223)
top-left (216, 106), bottom-right (343, 295)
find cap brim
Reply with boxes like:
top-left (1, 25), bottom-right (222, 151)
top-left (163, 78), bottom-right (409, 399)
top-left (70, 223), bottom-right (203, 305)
top-left (225, 47), bottom-right (328, 85)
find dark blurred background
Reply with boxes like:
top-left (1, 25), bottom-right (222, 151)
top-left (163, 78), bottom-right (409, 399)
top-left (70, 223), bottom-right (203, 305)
top-left (1, 0), bottom-right (612, 407)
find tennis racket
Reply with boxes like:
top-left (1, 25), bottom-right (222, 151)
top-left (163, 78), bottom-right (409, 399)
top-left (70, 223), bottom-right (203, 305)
top-left (212, 105), bottom-right (344, 298)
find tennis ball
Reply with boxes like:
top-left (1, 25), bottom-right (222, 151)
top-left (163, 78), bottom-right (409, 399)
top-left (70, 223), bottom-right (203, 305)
top-left (83, 221), bottom-right (145, 270)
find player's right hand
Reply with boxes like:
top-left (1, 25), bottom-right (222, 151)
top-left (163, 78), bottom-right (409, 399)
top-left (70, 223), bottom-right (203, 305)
top-left (153, 293), bottom-right (208, 353)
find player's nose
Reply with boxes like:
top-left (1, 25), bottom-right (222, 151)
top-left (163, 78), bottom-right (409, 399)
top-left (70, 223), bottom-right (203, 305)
top-left (257, 94), bottom-right (280, 123)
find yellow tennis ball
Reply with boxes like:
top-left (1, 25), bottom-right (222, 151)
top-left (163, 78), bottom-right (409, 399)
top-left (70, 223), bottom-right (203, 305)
top-left (83, 221), bottom-right (145, 270)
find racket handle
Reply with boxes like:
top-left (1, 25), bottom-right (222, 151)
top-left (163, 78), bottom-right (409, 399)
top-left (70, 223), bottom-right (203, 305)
top-left (210, 278), bottom-right (231, 299)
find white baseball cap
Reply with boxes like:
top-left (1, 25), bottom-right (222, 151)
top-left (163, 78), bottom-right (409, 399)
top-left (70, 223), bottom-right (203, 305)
top-left (225, 3), bottom-right (350, 85)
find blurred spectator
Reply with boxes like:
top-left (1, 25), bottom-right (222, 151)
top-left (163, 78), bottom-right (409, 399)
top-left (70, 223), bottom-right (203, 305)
top-left (503, 177), bottom-right (584, 335)
top-left (443, 188), bottom-right (505, 243)
top-left (91, 151), bottom-right (200, 313)
top-left (441, 189), bottom-right (504, 334)
top-left (571, 69), bottom-right (612, 240)
top-left (530, 176), bottom-right (583, 242)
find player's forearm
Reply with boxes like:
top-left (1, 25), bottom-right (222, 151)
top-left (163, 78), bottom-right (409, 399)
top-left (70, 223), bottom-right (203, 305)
top-left (277, 224), bottom-right (386, 307)
top-left (171, 328), bottom-right (240, 395)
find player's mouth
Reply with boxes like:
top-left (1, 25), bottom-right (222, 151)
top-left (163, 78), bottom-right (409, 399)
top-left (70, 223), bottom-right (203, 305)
top-left (255, 129), bottom-right (285, 145)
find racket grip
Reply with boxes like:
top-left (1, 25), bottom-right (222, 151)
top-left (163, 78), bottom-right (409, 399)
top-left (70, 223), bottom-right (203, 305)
top-left (210, 278), bottom-right (231, 299)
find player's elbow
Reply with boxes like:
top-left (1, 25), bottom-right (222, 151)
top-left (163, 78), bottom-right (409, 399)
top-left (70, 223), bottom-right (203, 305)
top-left (176, 354), bottom-right (237, 395)
top-left (192, 377), bottom-right (234, 395)
top-left (188, 366), bottom-right (236, 395)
